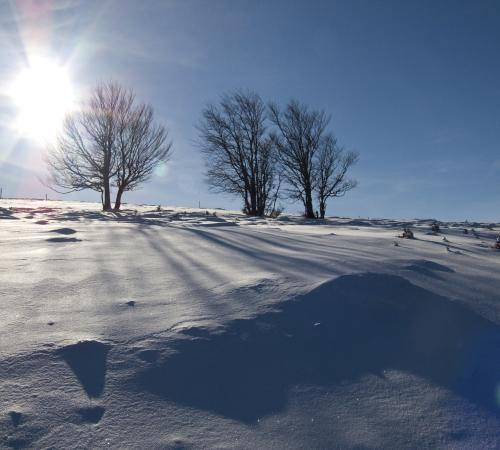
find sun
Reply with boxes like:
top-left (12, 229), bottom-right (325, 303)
top-left (9, 57), bottom-right (74, 142)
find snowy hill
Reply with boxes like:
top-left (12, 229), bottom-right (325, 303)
top-left (1, 199), bottom-right (499, 449)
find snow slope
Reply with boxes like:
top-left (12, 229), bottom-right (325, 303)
top-left (1, 199), bottom-right (499, 449)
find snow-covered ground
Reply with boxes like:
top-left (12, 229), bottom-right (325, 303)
top-left (1, 198), bottom-right (499, 449)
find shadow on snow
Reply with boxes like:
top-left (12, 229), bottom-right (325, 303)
top-left (58, 340), bottom-right (110, 398)
top-left (134, 273), bottom-right (500, 423)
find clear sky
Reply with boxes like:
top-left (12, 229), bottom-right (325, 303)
top-left (0, 0), bottom-right (499, 221)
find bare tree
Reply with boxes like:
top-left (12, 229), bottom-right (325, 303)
top-left (269, 100), bottom-right (328, 219)
top-left (113, 97), bottom-right (172, 209)
top-left (316, 135), bottom-right (358, 219)
top-left (47, 81), bottom-right (171, 210)
top-left (198, 91), bottom-right (279, 216)
top-left (47, 83), bottom-right (122, 210)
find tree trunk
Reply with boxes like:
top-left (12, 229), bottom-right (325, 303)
top-left (250, 183), bottom-right (257, 216)
top-left (243, 191), bottom-right (251, 215)
top-left (256, 202), bottom-right (265, 217)
top-left (114, 186), bottom-right (125, 210)
top-left (102, 179), bottom-right (112, 211)
top-left (319, 200), bottom-right (326, 219)
top-left (304, 187), bottom-right (315, 219)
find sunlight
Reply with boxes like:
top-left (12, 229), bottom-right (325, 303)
top-left (8, 56), bottom-right (74, 142)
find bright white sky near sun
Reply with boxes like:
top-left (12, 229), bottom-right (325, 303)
top-left (8, 56), bottom-right (74, 141)
top-left (0, 0), bottom-right (499, 221)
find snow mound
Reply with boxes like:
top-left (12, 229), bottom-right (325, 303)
top-left (133, 273), bottom-right (500, 423)
top-left (2, 199), bottom-right (500, 448)
top-left (403, 259), bottom-right (455, 277)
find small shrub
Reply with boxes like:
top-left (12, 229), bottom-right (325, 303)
top-left (269, 207), bottom-right (284, 219)
top-left (401, 227), bottom-right (414, 239)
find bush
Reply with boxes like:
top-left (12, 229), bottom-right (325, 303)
top-left (402, 227), bottom-right (414, 239)
top-left (268, 207), bottom-right (284, 218)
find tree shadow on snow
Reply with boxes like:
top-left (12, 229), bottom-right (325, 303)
top-left (46, 237), bottom-right (82, 243)
top-left (0, 207), bottom-right (18, 220)
top-left (135, 273), bottom-right (500, 423)
top-left (52, 209), bottom-right (239, 229)
top-left (49, 227), bottom-right (77, 235)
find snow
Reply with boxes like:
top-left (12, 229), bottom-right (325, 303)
top-left (1, 198), bottom-right (499, 449)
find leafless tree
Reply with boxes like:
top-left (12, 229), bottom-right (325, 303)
top-left (198, 91), bottom-right (279, 216)
top-left (316, 135), bottom-right (358, 218)
top-left (113, 95), bottom-right (172, 209)
top-left (47, 82), bottom-right (171, 210)
top-left (47, 83), bottom-right (121, 210)
top-left (269, 100), bottom-right (328, 219)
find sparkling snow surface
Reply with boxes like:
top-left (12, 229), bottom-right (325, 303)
top-left (1, 199), bottom-right (499, 449)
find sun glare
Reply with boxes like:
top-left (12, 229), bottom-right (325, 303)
top-left (9, 57), bottom-right (74, 142)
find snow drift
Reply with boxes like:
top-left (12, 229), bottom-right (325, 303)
top-left (1, 199), bottom-right (499, 449)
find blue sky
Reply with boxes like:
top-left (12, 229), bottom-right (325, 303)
top-left (0, 0), bottom-right (499, 221)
